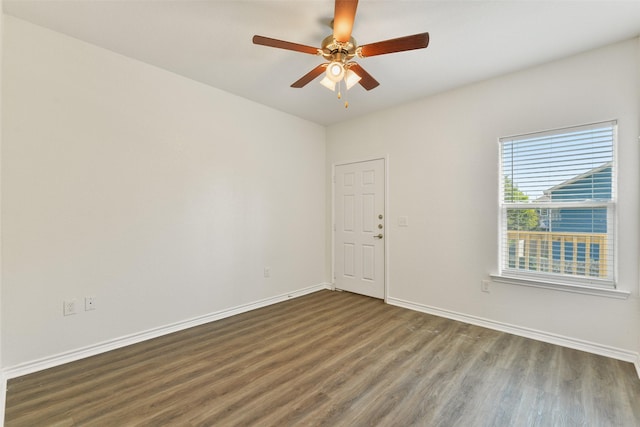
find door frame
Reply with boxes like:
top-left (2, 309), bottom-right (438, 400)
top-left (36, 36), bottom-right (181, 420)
top-left (331, 156), bottom-right (389, 301)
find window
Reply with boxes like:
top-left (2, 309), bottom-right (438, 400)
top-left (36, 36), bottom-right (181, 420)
top-left (499, 121), bottom-right (616, 288)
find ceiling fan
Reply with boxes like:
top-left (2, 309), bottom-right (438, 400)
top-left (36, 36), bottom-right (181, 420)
top-left (252, 0), bottom-right (429, 102)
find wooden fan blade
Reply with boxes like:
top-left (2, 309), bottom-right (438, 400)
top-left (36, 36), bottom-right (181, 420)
top-left (359, 32), bottom-right (429, 57)
top-left (253, 35), bottom-right (319, 55)
top-left (349, 63), bottom-right (379, 91)
top-left (291, 64), bottom-right (327, 88)
top-left (333, 0), bottom-right (358, 43)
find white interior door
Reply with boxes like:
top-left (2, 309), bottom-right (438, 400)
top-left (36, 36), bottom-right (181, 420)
top-left (334, 159), bottom-right (385, 299)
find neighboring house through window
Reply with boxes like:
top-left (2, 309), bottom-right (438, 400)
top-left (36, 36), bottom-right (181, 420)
top-left (498, 121), bottom-right (616, 288)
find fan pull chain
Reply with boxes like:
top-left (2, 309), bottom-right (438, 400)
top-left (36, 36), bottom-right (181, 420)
top-left (342, 79), bottom-right (349, 109)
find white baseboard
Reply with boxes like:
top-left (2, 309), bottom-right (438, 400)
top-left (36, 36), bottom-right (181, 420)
top-left (3, 283), bottom-right (331, 381)
top-left (387, 296), bottom-right (640, 378)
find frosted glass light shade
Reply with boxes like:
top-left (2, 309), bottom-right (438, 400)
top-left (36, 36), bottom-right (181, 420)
top-left (326, 61), bottom-right (345, 82)
top-left (344, 69), bottom-right (362, 90)
top-left (320, 76), bottom-right (336, 91)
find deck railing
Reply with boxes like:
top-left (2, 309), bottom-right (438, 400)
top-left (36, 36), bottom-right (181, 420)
top-left (507, 230), bottom-right (608, 278)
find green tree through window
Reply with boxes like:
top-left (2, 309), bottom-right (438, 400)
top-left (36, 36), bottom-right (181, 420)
top-left (504, 176), bottom-right (539, 231)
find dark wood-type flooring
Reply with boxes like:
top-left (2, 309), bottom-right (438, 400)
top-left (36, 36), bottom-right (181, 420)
top-left (6, 290), bottom-right (640, 426)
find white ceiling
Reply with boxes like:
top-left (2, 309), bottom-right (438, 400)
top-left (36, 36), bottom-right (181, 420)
top-left (4, 1), bottom-right (640, 126)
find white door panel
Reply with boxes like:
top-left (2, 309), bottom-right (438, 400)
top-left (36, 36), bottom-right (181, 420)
top-left (334, 159), bottom-right (385, 299)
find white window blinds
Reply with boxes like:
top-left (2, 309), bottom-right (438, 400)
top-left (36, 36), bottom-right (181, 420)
top-left (499, 121), bottom-right (616, 286)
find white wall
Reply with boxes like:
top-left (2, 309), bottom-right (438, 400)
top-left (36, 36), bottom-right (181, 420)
top-left (0, 3), bottom-right (5, 423)
top-left (637, 36), bottom-right (640, 371)
top-left (1, 16), bottom-right (326, 368)
top-left (327, 38), bottom-right (640, 358)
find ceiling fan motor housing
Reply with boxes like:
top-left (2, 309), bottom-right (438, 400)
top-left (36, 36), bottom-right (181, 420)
top-left (321, 35), bottom-right (357, 62)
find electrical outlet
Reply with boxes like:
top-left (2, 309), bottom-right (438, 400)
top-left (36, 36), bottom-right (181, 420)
top-left (264, 267), bottom-right (271, 278)
top-left (85, 296), bottom-right (96, 311)
top-left (481, 280), bottom-right (490, 293)
top-left (63, 299), bottom-right (78, 316)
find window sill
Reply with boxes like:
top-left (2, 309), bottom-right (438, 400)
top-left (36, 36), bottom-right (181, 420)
top-left (490, 274), bottom-right (630, 299)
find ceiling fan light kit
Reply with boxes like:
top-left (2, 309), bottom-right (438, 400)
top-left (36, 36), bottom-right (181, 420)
top-left (252, 0), bottom-right (430, 108)
top-left (327, 61), bottom-right (346, 82)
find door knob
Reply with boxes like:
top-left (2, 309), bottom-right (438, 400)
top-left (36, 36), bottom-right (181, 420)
top-left (374, 234), bottom-right (383, 239)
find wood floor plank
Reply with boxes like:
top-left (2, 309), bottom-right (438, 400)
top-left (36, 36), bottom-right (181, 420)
top-left (5, 290), bottom-right (640, 426)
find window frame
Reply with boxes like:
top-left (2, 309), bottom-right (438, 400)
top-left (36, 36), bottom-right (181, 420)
top-left (494, 121), bottom-right (627, 299)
